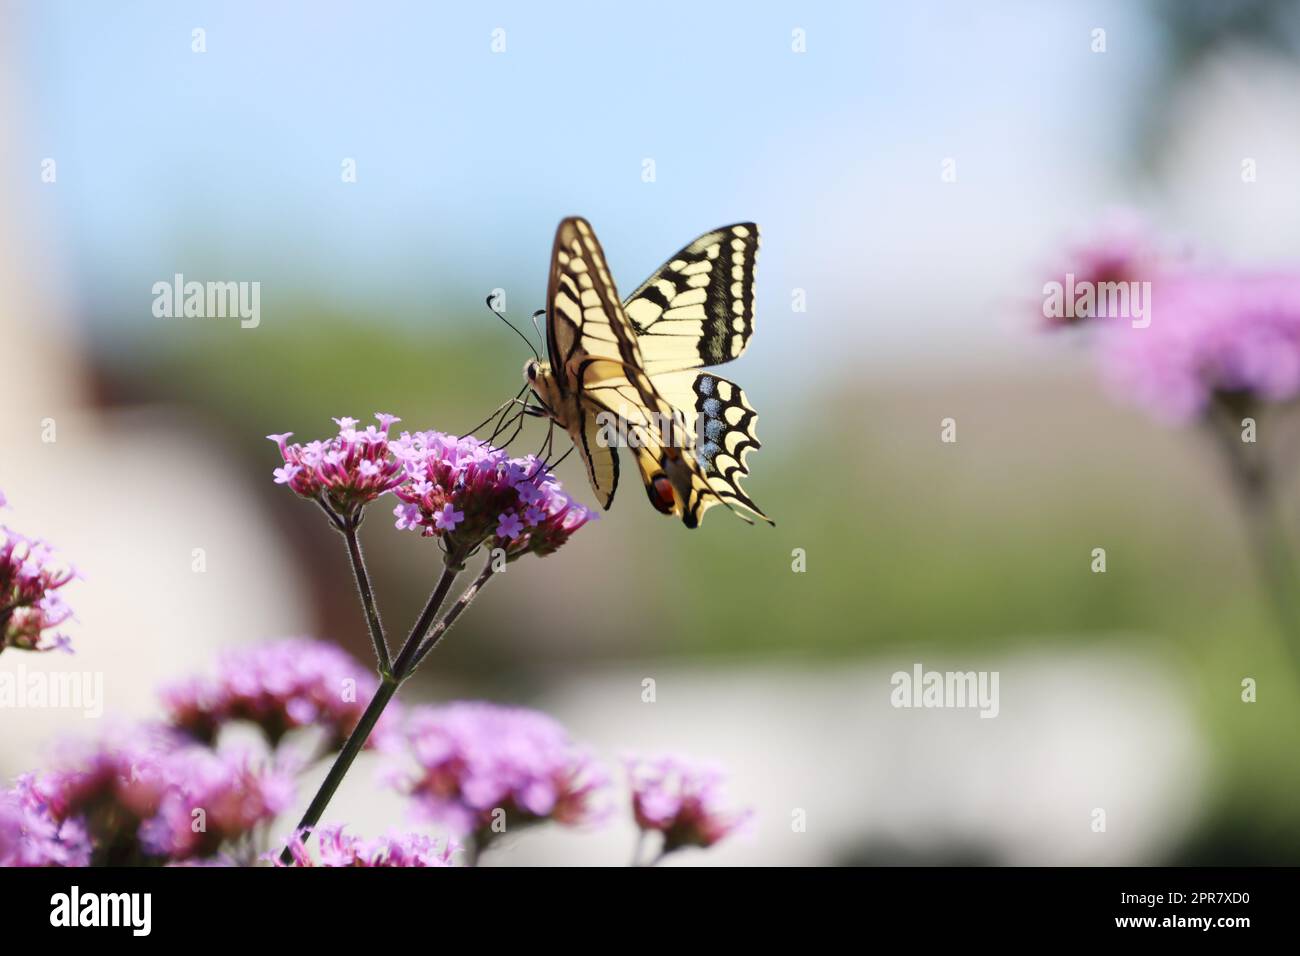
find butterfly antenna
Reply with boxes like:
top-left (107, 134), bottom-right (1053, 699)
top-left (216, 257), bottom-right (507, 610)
top-left (484, 294), bottom-right (540, 362)
top-left (530, 308), bottom-right (546, 355)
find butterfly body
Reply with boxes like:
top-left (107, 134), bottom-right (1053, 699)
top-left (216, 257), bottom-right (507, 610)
top-left (525, 217), bottom-right (771, 528)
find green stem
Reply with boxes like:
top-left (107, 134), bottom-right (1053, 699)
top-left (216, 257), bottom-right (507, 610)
top-left (1209, 410), bottom-right (1300, 679)
top-left (1234, 485), bottom-right (1300, 679)
top-left (390, 555), bottom-right (466, 679)
top-left (278, 551), bottom-right (473, 864)
top-left (278, 675), bottom-right (398, 864)
top-left (463, 835), bottom-right (481, 868)
top-left (343, 517), bottom-right (391, 677)
top-left (406, 560), bottom-right (498, 675)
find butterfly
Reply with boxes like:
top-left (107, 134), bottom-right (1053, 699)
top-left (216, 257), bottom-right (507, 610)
top-left (521, 217), bottom-right (771, 528)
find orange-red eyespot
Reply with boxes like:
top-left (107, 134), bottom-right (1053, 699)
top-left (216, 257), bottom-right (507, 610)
top-left (649, 475), bottom-right (677, 514)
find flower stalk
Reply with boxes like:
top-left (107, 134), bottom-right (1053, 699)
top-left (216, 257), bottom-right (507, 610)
top-left (408, 559), bottom-right (498, 672)
top-left (270, 417), bottom-right (595, 864)
top-left (1207, 401), bottom-right (1300, 680)
top-left (340, 513), bottom-right (391, 677)
top-left (278, 674), bottom-right (399, 864)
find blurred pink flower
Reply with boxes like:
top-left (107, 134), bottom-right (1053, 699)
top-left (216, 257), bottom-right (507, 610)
top-left (274, 824), bottom-right (458, 867)
top-left (1038, 210), bottom-right (1168, 329)
top-left (627, 755), bottom-right (752, 855)
top-left (135, 744), bottom-right (296, 861)
top-left (1039, 215), bottom-right (1300, 424)
top-left (161, 637), bottom-right (398, 752)
top-left (1098, 271), bottom-right (1300, 423)
top-left (0, 776), bottom-right (91, 867)
top-left (390, 701), bottom-right (608, 840)
top-left (21, 725), bottom-right (293, 865)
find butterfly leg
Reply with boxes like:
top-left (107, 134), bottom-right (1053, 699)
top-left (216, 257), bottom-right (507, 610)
top-left (533, 416), bottom-right (555, 459)
top-left (461, 385), bottom-right (529, 439)
top-left (491, 401), bottom-right (533, 450)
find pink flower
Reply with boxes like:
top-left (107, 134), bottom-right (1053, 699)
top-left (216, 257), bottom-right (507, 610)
top-left (627, 755), bottom-right (752, 855)
top-left (496, 512), bottom-right (524, 539)
top-left (1097, 270), bottom-right (1300, 423)
top-left (1038, 210), bottom-right (1169, 329)
top-left (390, 702), bottom-right (608, 841)
top-left (1, 509), bottom-right (78, 654)
top-left (0, 777), bottom-right (91, 867)
top-left (434, 503), bottom-right (464, 531)
top-left (23, 725), bottom-right (293, 865)
top-left (135, 745), bottom-right (296, 861)
top-left (1038, 215), bottom-right (1300, 424)
top-left (390, 433), bottom-right (595, 559)
top-left (161, 637), bottom-right (398, 752)
top-left (274, 825), bottom-right (458, 867)
top-left (268, 413), bottom-right (406, 516)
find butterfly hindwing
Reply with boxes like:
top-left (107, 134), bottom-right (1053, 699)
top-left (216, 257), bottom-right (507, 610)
top-left (640, 370), bottom-right (771, 525)
top-left (576, 397), bottom-right (619, 509)
top-left (622, 223), bottom-right (759, 375)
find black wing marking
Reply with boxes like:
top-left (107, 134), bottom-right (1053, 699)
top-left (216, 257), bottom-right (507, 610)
top-left (622, 223), bottom-right (759, 374)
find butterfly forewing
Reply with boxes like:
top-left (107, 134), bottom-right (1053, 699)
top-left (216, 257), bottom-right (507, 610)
top-left (622, 223), bottom-right (760, 375)
top-left (547, 217), bottom-right (692, 445)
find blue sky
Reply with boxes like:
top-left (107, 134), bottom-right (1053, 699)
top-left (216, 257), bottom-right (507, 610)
top-left (14, 1), bottom-right (1162, 375)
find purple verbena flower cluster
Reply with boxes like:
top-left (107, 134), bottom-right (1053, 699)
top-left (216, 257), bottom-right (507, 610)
top-left (268, 414), bottom-right (406, 515)
top-left (0, 777), bottom-right (91, 867)
top-left (390, 701), bottom-right (609, 842)
top-left (627, 755), bottom-right (753, 855)
top-left (161, 637), bottom-right (397, 752)
top-left (0, 494), bottom-right (77, 654)
top-left (391, 432), bottom-right (595, 559)
top-left (8, 725), bottom-right (293, 866)
top-left (267, 419), bottom-right (595, 561)
top-left (1039, 210), bottom-right (1168, 329)
top-left (1041, 215), bottom-right (1300, 423)
top-left (276, 824), bottom-right (457, 867)
top-left (1098, 271), bottom-right (1300, 423)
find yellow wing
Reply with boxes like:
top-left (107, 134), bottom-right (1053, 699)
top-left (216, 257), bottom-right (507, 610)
top-left (573, 396), bottom-right (619, 509)
top-left (631, 371), bottom-right (771, 527)
top-left (622, 223), bottom-right (759, 375)
top-left (540, 217), bottom-right (767, 527)
top-left (546, 218), bottom-right (684, 442)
